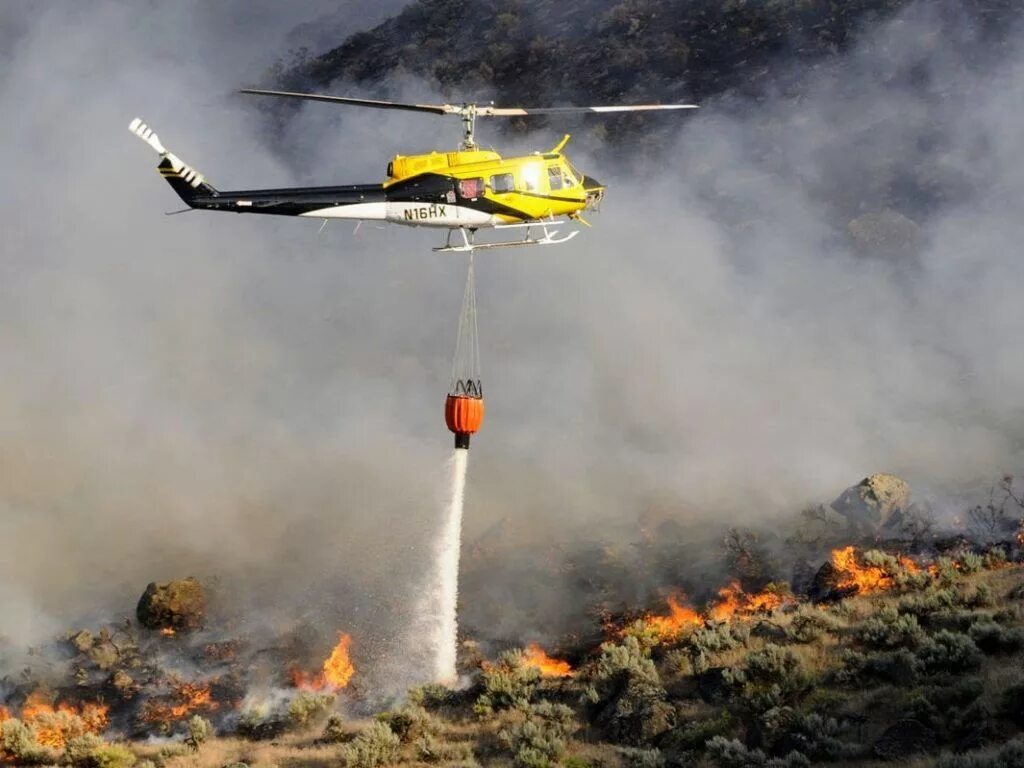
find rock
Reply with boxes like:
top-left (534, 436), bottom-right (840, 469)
top-left (110, 669), bottom-right (136, 697)
top-left (87, 641), bottom-right (119, 670)
top-left (136, 578), bottom-right (206, 631)
top-left (832, 473), bottom-right (911, 535)
top-left (70, 630), bottom-right (94, 653)
top-left (873, 719), bottom-right (935, 760)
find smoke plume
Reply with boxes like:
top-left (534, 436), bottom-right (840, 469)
top-left (0, 0), bottom-right (1023, 684)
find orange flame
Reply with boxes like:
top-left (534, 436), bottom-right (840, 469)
top-left (641, 593), bottom-right (705, 639)
top-left (19, 692), bottom-right (108, 749)
top-left (708, 582), bottom-right (786, 622)
top-left (160, 627), bottom-right (176, 637)
top-left (522, 644), bottom-right (573, 678)
top-left (141, 681), bottom-right (218, 724)
top-left (292, 633), bottom-right (355, 692)
top-left (831, 546), bottom-right (919, 594)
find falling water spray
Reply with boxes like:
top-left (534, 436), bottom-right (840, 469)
top-left (433, 447), bottom-right (468, 682)
top-left (426, 254), bottom-right (484, 683)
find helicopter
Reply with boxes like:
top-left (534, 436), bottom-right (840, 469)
top-left (130, 89), bottom-right (698, 252)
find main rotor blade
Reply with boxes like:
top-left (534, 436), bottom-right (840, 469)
top-left (239, 88), bottom-right (452, 115)
top-left (482, 104), bottom-right (699, 116)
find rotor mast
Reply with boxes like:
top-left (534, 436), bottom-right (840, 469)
top-left (458, 104), bottom-right (481, 150)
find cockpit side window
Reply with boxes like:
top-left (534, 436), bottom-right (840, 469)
top-left (547, 164), bottom-right (564, 191)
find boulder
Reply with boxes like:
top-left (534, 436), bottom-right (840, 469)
top-left (136, 577), bottom-right (205, 631)
top-left (873, 719), bottom-right (935, 760)
top-left (832, 474), bottom-right (911, 535)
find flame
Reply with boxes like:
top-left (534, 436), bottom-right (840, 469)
top-left (19, 692), bottom-right (108, 749)
top-left (0, 706), bottom-right (10, 722)
top-left (708, 582), bottom-right (786, 622)
top-left (522, 644), bottom-right (573, 678)
top-left (141, 681), bottom-right (218, 724)
top-left (160, 627), bottom-right (176, 637)
top-left (831, 546), bottom-right (920, 594)
top-left (641, 593), bottom-right (705, 639)
top-left (292, 633), bottom-right (355, 692)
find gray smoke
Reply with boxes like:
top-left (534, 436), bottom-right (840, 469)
top-left (0, 0), bottom-right (1022, 681)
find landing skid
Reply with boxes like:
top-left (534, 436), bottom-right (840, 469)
top-left (433, 222), bottom-right (579, 253)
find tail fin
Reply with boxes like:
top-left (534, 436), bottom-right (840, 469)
top-left (128, 118), bottom-right (218, 204)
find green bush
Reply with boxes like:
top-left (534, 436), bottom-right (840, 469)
top-left (340, 721), bottom-right (401, 768)
top-left (835, 648), bottom-right (921, 686)
top-left (855, 607), bottom-right (926, 649)
top-left (759, 708), bottom-right (860, 761)
top-left (968, 621), bottom-right (1024, 654)
top-left (933, 558), bottom-right (962, 588)
top-left (705, 736), bottom-right (809, 767)
top-left (64, 734), bottom-right (106, 766)
top-left (377, 704), bottom-right (436, 743)
top-left (408, 683), bottom-right (458, 711)
top-left (0, 719), bottom-right (55, 765)
top-left (958, 552), bottom-right (984, 574)
top-left (498, 701), bottom-right (575, 768)
top-left (917, 631), bottom-right (983, 676)
top-left (784, 609), bottom-right (836, 644)
top-left (287, 692), bottom-right (335, 730)
top-left (414, 734), bottom-right (475, 763)
top-left (617, 746), bottom-right (665, 768)
top-left (936, 737), bottom-right (1024, 767)
top-left (1000, 682), bottom-right (1024, 726)
top-left (322, 713), bottom-right (348, 743)
top-left (897, 588), bottom-right (961, 618)
top-left (184, 715), bottom-right (212, 752)
top-left (725, 645), bottom-right (808, 713)
top-left (582, 636), bottom-right (672, 745)
top-left (663, 711), bottom-right (736, 752)
top-left (475, 649), bottom-right (541, 715)
top-left (687, 624), bottom-right (746, 673)
top-left (983, 548), bottom-right (1008, 570)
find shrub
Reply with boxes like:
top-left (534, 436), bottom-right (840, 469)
top-left (917, 631), bottom-right (982, 676)
top-left (0, 719), bottom-right (55, 765)
top-left (475, 650), bottom-right (541, 715)
top-left (897, 588), bottom-right (961, 618)
top-left (64, 734), bottom-right (106, 766)
top-left (855, 607), bottom-right (926, 649)
top-left (618, 746), bottom-right (665, 768)
top-left (184, 715), bottom-right (212, 751)
top-left (687, 624), bottom-right (746, 672)
top-left (726, 645), bottom-right (808, 713)
top-left (983, 548), bottom-right (1007, 569)
top-left (322, 713), bottom-right (348, 743)
top-left (759, 708), bottom-right (860, 761)
top-left (155, 743), bottom-right (189, 762)
top-left (784, 609), bottom-right (836, 644)
top-left (936, 737), bottom-right (1024, 767)
top-left (933, 558), bottom-right (962, 587)
top-left (287, 692), bottom-right (335, 730)
top-left (498, 702), bottom-right (575, 768)
top-left (583, 637), bottom-right (672, 745)
top-left (414, 734), bottom-right (475, 763)
top-left (705, 736), bottom-right (809, 767)
top-left (957, 551), bottom-right (983, 573)
top-left (968, 621), bottom-right (1024, 654)
top-left (835, 648), bottom-right (921, 686)
top-left (1000, 682), bottom-right (1024, 726)
top-left (377, 704), bottom-right (436, 743)
top-left (408, 683), bottom-right (457, 711)
top-left (340, 721), bottom-right (400, 768)
top-left (663, 711), bottom-right (736, 752)
top-left (967, 583), bottom-right (996, 608)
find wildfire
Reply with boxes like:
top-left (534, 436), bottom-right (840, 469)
top-left (19, 691), bottom-right (108, 749)
top-left (708, 582), bottom-right (786, 622)
top-left (641, 593), bottom-right (706, 639)
top-left (831, 546), bottom-right (919, 595)
top-left (522, 643), bottom-right (573, 678)
top-left (160, 627), bottom-right (176, 637)
top-left (141, 681), bottom-right (218, 724)
top-left (292, 633), bottom-right (355, 692)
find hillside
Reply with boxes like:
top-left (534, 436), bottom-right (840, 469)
top-left (270, 0), bottom-right (1020, 147)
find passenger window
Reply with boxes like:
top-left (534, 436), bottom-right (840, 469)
top-left (457, 177), bottom-right (484, 199)
top-left (490, 173), bottom-right (515, 193)
top-left (547, 165), bottom-right (563, 191)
